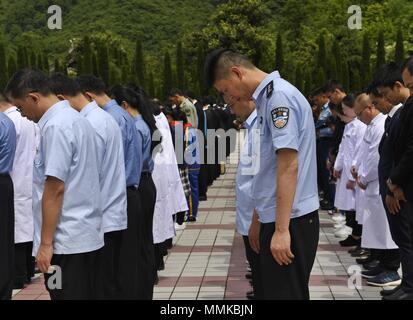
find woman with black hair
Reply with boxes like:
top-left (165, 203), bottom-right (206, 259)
top-left (111, 85), bottom-right (157, 300)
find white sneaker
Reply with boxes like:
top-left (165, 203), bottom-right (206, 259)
top-left (175, 222), bottom-right (186, 231)
top-left (332, 214), bottom-right (346, 223)
top-left (334, 226), bottom-right (352, 238)
top-left (334, 221), bottom-right (346, 229)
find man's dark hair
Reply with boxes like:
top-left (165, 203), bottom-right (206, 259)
top-left (4, 68), bottom-right (52, 99)
top-left (402, 56), bottom-right (413, 76)
top-left (168, 88), bottom-right (184, 97)
top-left (75, 75), bottom-right (107, 95)
top-left (0, 93), bottom-right (10, 104)
top-left (49, 73), bottom-right (81, 97)
top-left (342, 93), bottom-right (357, 109)
top-left (366, 81), bottom-right (382, 97)
top-left (310, 87), bottom-right (325, 97)
top-left (372, 62), bottom-right (404, 88)
top-left (328, 101), bottom-right (343, 115)
top-left (204, 48), bottom-right (255, 88)
top-left (323, 80), bottom-right (344, 93)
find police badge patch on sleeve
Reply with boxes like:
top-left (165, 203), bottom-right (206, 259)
top-left (271, 107), bottom-right (289, 129)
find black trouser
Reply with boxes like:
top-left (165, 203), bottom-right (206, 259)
top-left (137, 174), bottom-right (157, 300)
top-left (317, 138), bottom-right (334, 204)
top-left (259, 211), bottom-right (319, 300)
top-left (242, 236), bottom-right (263, 299)
top-left (175, 212), bottom-right (186, 225)
top-left (98, 230), bottom-right (123, 299)
top-left (44, 249), bottom-right (102, 300)
top-left (344, 210), bottom-right (363, 237)
top-left (386, 201), bottom-right (413, 292)
top-left (154, 241), bottom-right (168, 271)
top-left (14, 241), bottom-right (35, 286)
top-left (117, 187), bottom-right (141, 299)
top-left (0, 175), bottom-right (14, 300)
top-left (377, 249), bottom-right (400, 272)
top-left (198, 164), bottom-right (209, 198)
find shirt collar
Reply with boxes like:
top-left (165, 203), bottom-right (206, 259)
top-left (322, 101), bottom-right (330, 110)
top-left (244, 109), bottom-right (257, 129)
top-left (103, 99), bottom-right (120, 111)
top-left (4, 106), bottom-right (18, 115)
top-left (38, 100), bottom-right (69, 130)
top-left (80, 100), bottom-right (99, 117)
top-left (389, 103), bottom-right (403, 118)
top-left (370, 112), bottom-right (385, 126)
top-left (252, 71), bottom-right (281, 102)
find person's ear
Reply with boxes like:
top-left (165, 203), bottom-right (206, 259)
top-left (230, 66), bottom-right (243, 81)
top-left (56, 94), bottom-right (66, 101)
top-left (121, 101), bottom-right (128, 110)
top-left (394, 81), bottom-right (404, 92)
top-left (27, 92), bottom-right (41, 104)
top-left (83, 91), bottom-right (94, 102)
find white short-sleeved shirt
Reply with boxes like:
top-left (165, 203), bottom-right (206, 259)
top-left (80, 101), bottom-right (127, 233)
top-left (33, 100), bottom-right (104, 255)
top-left (251, 71), bottom-right (319, 223)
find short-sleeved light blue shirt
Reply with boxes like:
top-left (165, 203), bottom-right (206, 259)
top-left (33, 100), bottom-right (103, 255)
top-left (80, 101), bottom-right (127, 233)
top-left (103, 100), bottom-right (142, 187)
top-left (134, 114), bottom-right (154, 174)
top-left (251, 71), bottom-right (319, 223)
top-left (0, 112), bottom-right (16, 174)
top-left (236, 109), bottom-right (258, 236)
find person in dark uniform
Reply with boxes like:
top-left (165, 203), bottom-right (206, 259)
top-left (376, 61), bottom-right (413, 300)
top-left (205, 49), bottom-right (319, 300)
top-left (0, 97), bottom-right (16, 300)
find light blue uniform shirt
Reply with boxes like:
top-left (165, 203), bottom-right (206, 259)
top-left (103, 99), bottom-right (142, 187)
top-left (236, 110), bottom-right (258, 236)
top-left (0, 112), bottom-right (16, 174)
top-left (134, 114), bottom-right (154, 174)
top-left (80, 101), bottom-right (127, 233)
top-left (315, 102), bottom-right (334, 138)
top-left (33, 100), bottom-right (103, 255)
top-left (252, 71), bottom-right (319, 223)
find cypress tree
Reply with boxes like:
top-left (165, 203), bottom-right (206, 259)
top-left (163, 51), bottom-right (173, 99)
top-left (332, 40), bottom-right (342, 82)
top-left (148, 71), bottom-right (155, 98)
top-left (361, 33), bottom-right (371, 87)
top-left (7, 56), bottom-right (17, 79)
top-left (37, 53), bottom-right (44, 72)
top-left (43, 55), bottom-right (49, 74)
top-left (376, 30), bottom-right (386, 70)
top-left (395, 29), bottom-right (405, 64)
top-left (83, 36), bottom-right (93, 75)
top-left (0, 43), bottom-right (8, 89)
top-left (304, 70), bottom-right (313, 96)
top-left (341, 61), bottom-right (350, 92)
top-left (133, 40), bottom-right (146, 89)
top-left (17, 46), bottom-right (26, 69)
top-left (176, 41), bottom-right (185, 90)
top-left (92, 52), bottom-right (98, 76)
top-left (317, 33), bottom-right (327, 72)
top-left (275, 34), bottom-right (283, 72)
top-left (54, 58), bottom-right (61, 73)
top-left (98, 43), bottom-right (110, 85)
top-left (351, 68), bottom-right (362, 91)
top-left (294, 65), bottom-right (303, 92)
top-left (315, 67), bottom-right (326, 87)
top-left (196, 45), bottom-right (205, 97)
top-left (30, 51), bottom-right (37, 68)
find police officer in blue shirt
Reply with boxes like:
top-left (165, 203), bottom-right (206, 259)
top-left (76, 75), bottom-right (142, 300)
top-left (231, 99), bottom-right (263, 299)
top-left (205, 49), bottom-right (320, 300)
top-left (0, 95), bottom-right (16, 300)
top-left (111, 85), bottom-right (158, 300)
top-left (5, 69), bottom-right (103, 300)
top-left (49, 73), bottom-right (128, 300)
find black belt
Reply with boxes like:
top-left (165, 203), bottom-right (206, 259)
top-left (0, 173), bottom-right (10, 177)
top-left (141, 172), bottom-right (151, 179)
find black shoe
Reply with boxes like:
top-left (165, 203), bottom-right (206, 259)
top-left (199, 195), bottom-right (207, 201)
top-left (356, 255), bottom-right (374, 265)
top-left (363, 260), bottom-right (380, 271)
top-left (320, 203), bottom-right (334, 210)
top-left (381, 285), bottom-right (402, 297)
top-left (348, 246), bottom-right (361, 254)
top-left (382, 288), bottom-right (413, 300)
top-left (245, 273), bottom-right (252, 280)
top-left (351, 248), bottom-right (370, 258)
top-left (13, 282), bottom-right (25, 290)
top-left (246, 291), bottom-right (255, 300)
top-left (339, 236), bottom-right (361, 247)
top-left (361, 266), bottom-right (384, 279)
top-left (186, 216), bottom-right (197, 222)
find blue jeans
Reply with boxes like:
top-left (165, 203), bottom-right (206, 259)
top-left (188, 165), bottom-right (200, 219)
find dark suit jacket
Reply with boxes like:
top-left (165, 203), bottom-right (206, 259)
top-left (378, 107), bottom-right (402, 202)
top-left (390, 96), bottom-right (413, 201)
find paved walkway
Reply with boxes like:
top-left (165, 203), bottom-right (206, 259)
top-left (12, 144), bottom-right (390, 300)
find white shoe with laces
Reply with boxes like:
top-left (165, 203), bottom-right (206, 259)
top-left (334, 226), bottom-right (352, 238)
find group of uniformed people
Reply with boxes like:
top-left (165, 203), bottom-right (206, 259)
top-left (0, 67), bottom-right (234, 300)
top-left (309, 58), bottom-right (413, 300)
